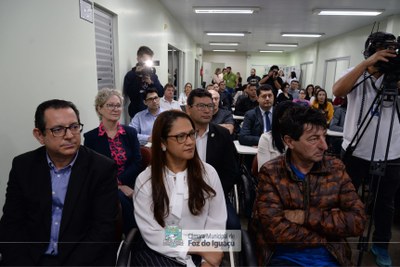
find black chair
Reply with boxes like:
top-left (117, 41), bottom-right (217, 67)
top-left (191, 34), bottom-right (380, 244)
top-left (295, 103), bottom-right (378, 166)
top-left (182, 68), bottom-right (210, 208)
top-left (239, 164), bottom-right (258, 218)
top-left (238, 229), bottom-right (257, 266)
top-left (115, 228), bottom-right (140, 267)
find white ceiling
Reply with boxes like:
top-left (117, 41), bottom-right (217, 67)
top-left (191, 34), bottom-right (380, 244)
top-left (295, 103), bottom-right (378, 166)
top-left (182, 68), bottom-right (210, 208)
top-left (159, 0), bottom-right (400, 53)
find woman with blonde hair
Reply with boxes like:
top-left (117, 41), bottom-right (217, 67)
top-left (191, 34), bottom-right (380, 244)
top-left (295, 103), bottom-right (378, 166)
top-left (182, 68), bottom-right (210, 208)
top-left (84, 88), bottom-right (142, 235)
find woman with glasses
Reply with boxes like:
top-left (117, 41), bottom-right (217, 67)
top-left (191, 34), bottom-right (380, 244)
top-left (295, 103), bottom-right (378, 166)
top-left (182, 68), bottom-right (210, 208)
top-left (84, 88), bottom-right (142, 236)
top-left (178, 82), bottom-right (193, 106)
top-left (133, 110), bottom-right (226, 266)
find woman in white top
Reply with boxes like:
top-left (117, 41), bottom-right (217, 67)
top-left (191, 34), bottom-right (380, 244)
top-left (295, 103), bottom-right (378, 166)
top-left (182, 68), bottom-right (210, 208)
top-left (257, 101), bottom-right (298, 170)
top-left (133, 110), bottom-right (227, 267)
top-left (212, 68), bottom-right (223, 85)
top-left (178, 82), bottom-right (193, 105)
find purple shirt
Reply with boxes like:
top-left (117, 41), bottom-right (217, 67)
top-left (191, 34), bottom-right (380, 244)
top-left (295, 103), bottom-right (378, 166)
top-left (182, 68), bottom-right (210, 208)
top-left (44, 152), bottom-right (78, 255)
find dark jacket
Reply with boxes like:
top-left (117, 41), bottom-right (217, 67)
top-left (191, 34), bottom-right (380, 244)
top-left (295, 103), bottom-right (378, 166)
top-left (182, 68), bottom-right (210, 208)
top-left (249, 152), bottom-right (366, 266)
top-left (234, 96), bottom-right (259, 116)
top-left (83, 125), bottom-right (142, 188)
top-left (206, 123), bottom-right (240, 195)
top-left (239, 107), bottom-right (265, 146)
top-left (123, 66), bottom-right (163, 118)
top-left (0, 146), bottom-right (118, 266)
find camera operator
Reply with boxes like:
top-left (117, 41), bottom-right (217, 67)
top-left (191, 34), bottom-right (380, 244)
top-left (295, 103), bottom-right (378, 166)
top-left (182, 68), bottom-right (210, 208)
top-left (123, 46), bottom-right (163, 118)
top-left (332, 31), bottom-right (399, 267)
top-left (259, 65), bottom-right (283, 98)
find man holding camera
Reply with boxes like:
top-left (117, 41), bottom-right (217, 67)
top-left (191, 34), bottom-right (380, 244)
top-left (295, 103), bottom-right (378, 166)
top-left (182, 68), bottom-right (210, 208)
top-left (259, 65), bottom-right (283, 98)
top-left (123, 46), bottom-right (163, 118)
top-left (333, 31), bottom-right (400, 267)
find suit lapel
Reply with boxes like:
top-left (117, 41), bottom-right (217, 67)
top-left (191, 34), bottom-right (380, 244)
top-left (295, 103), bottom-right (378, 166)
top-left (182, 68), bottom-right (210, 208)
top-left (59, 146), bottom-right (89, 237)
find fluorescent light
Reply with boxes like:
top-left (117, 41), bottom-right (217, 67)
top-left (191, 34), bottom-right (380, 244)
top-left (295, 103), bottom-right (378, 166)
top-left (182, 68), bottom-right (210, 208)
top-left (267, 43), bottom-right (298, 47)
top-left (194, 7), bottom-right (259, 14)
top-left (282, 33), bottom-right (324, 38)
top-left (259, 50), bottom-right (283, 53)
top-left (209, 42), bottom-right (239, 46)
top-left (313, 9), bottom-right (383, 16)
top-left (213, 49), bottom-right (237, 52)
top-left (206, 32), bottom-right (248, 37)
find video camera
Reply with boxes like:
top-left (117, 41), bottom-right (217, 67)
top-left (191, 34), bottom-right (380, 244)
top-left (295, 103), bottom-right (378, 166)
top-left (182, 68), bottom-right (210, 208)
top-left (375, 38), bottom-right (400, 76)
top-left (135, 60), bottom-right (159, 78)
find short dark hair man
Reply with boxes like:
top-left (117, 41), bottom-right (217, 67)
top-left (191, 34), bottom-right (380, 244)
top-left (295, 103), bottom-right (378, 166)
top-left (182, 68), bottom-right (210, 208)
top-left (333, 31), bottom-right (400, 267)
top-left (123, 46), bottom-right (164, 118)
top-left (259, 65), bottom-right (283, 97)
top-left (250, 106), bottom-right (366, 266)
top-left (186, 89), bottom-right (240, 229)
top-left (234, 83), bottom-right (259, 116)
top-left (246, 68), bottom-right (261, 85)
top-left (0, 99), bottom-right (118, 266)
top-left (239, 84), bottom-right (274, 146)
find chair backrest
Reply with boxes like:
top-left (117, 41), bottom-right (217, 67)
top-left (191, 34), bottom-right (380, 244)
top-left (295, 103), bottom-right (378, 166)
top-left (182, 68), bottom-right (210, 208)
top-left (251, 155), bottom-right (258, 178)
top-left (140, 146), bottom-right (152, 172)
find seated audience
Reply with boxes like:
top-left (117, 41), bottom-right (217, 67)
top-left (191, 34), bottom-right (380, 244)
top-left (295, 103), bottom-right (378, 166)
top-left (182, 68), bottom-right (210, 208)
top-left (129, 87), bottom-right (164, 145)
top-left (293, 89), bottom-right (311, 107)
top-left (133, 110), bottom-right (226, 266)
top-left (160, 83), bottom-right (181, 110)
top-left (84, 88), bottom-right (142, 235)
top-left (239, 84), bottom-right (274, 146)
top-left (305, 84), bottom-right (315, 101)
top-left (257, 101), bottom-right (297, 170)
top-left (207, 86), bottom-right (235, 134)
top-left (276, 82), bottom-right (293, 104)
top-left (178, 82), bottom-right (193, 105)
top-left (0, 99), bottom-right (117, 266)
top-left (250, 105), bottom-right (366, 266)
top-left (234, 83), bottom-right (259, 116)
top-left (311, 88), bottom-right (334, 124)
top-left (329, 97), bottom-right (347, 132)
top-left (288, 79), bottom-right (300, 99)
top-left (218, 81), bottom-right (233, 110)
top-left (186, 89), bottom-right (240, 229)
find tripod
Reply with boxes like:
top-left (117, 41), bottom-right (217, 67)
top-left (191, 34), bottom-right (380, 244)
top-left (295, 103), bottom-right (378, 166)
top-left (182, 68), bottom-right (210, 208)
top-left (342, 74), bottom-right (400, 266)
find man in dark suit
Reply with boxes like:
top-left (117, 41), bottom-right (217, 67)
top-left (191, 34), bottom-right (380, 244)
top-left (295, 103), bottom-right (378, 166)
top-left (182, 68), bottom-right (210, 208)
top-left (186, 89), bottom-right (241, 229)
top-left (0, 99), bottom-right (118, 266)
top-left (239, 84), bottom-right (275, 146)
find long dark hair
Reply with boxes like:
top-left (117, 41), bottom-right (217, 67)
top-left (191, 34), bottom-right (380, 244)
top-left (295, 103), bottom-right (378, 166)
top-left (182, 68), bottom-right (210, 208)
top-left (150, 110), bottom-right (216, 227)
top-left (314, 88), bottom-right (328, 110)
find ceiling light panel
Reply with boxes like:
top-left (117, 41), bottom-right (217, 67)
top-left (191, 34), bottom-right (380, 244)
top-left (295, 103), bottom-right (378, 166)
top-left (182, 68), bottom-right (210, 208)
top-left (213, 49), bottom-right (237, 52)
top-left (282, 33), bottom-right (324, 38)
top-left (209, 42), bottom-right (239, 46)
top-left (259, 50), bottom-right (283, 53)
top-left (267, 43), bottom-right (298, 47)
top-left (206, 32), bottom-right (247, 37)
top-left (194, 7), bottom-right (260, 14)
top-left (314, 9), bottom-right (384, 16)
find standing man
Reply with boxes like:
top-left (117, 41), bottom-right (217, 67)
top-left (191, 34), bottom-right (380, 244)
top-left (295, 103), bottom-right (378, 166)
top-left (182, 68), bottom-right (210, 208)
top-left (250, 106), bottom-right (366, 266)
top-left (239, 84), bottom-right (274, 146)
top-left (0, 99), bottom-right (118, 266)
top-left (159, 83), bottom-right (181, 111)
top-left (259, 65), bottom-right (283, 98)
top-left (333, 31), bottom-right (400, 267)
top-left (223, 66), bottom-right (237, 96)
top-left (247, 68), bottom-right (261, 85)
top-left (186, 89), bottom-right (241, 229)
top-left (129, 88), bottom-right (163, 145)
top-left (123, 46), bottom-right (163, 118)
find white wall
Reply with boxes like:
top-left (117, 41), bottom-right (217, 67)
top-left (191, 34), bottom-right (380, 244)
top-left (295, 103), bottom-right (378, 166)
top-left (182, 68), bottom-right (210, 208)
top-left (0, 0), bottom-right (198, 215)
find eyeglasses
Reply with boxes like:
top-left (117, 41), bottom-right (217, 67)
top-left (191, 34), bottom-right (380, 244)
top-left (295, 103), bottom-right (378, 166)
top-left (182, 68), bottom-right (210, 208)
top-left (104, 103), bottom-right (122, 110)
top-left (146, 96), bottom-right (159, 102)
top-left (47, 123), bottom-right (84, 137)
top-left (190, 103), bottom-right (215, 111)
top-left (167, 130), bottom-right (197, 144)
